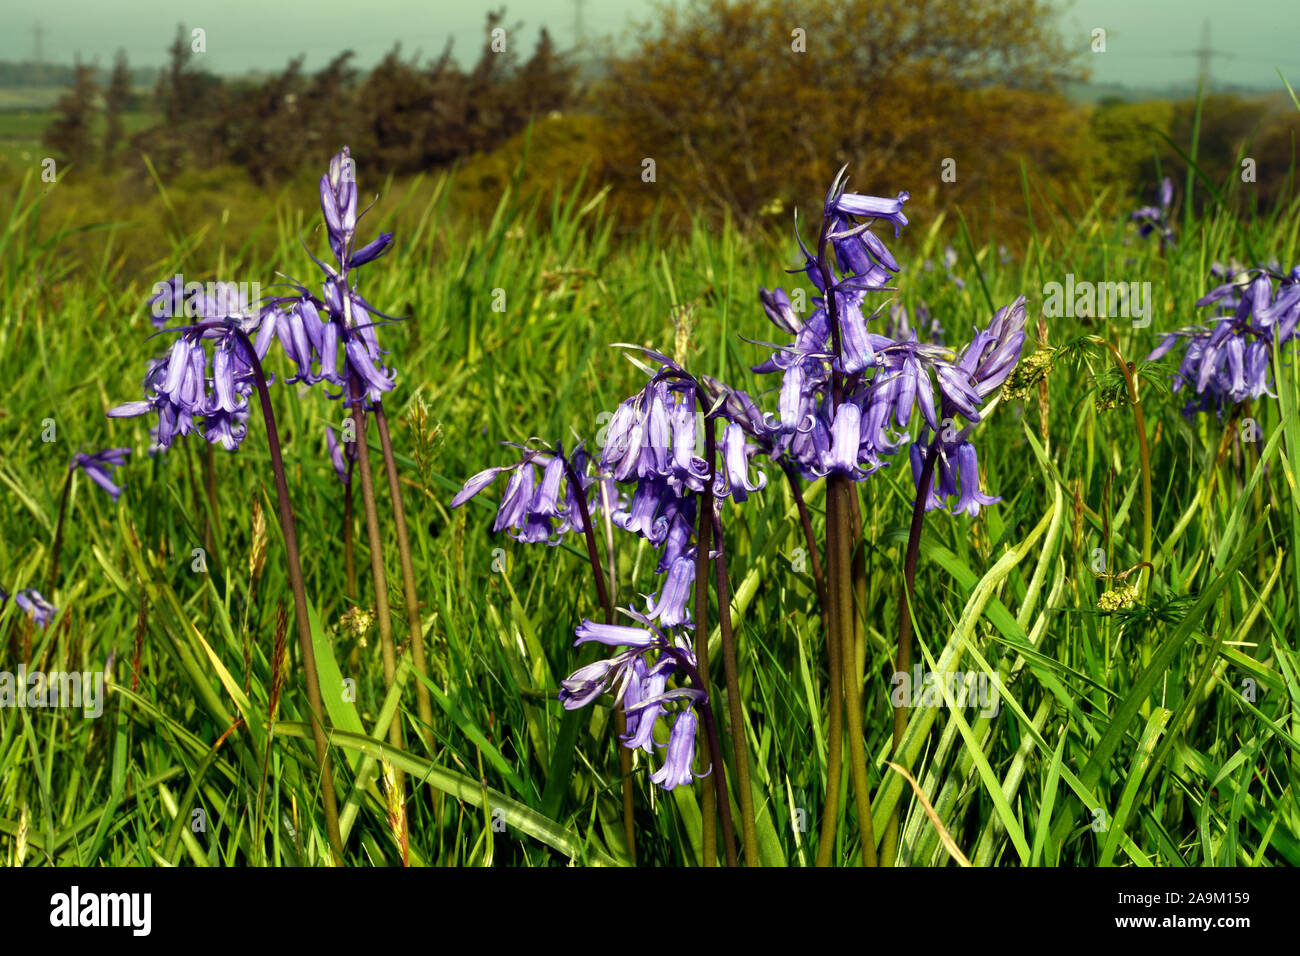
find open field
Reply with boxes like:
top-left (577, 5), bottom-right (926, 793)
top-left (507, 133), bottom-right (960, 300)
top-left (1, 135), bottom-right (1299, 868)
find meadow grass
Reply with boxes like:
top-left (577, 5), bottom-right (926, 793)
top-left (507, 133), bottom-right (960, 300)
top-left (1, 152), bottom-right (1298, 867)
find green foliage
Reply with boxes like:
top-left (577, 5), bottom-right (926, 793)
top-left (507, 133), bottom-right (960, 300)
top-left (1089, 99), bottom-right (1176, 189)
top-left (2, 105), bottom-right (1300, 867)
top-left (600, 0), bottom-right (1090, 235)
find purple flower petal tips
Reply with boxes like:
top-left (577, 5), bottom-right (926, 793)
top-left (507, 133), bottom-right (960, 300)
top-left (718, 421), bottom-right (766, 501)
top-left (650, 709), bottom-right (702, 790)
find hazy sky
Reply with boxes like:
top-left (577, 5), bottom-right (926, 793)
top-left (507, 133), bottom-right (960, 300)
top-left (2, 0), bottom-right (1298, 89)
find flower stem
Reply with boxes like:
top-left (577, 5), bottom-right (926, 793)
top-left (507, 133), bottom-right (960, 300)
top-left (1094, 338), bottom-right (1153, 593)
top-left (695, 691), bottom-right (736, 865)
top-left (347, 375), bottom-right (407, 808)
top-left (783, 464), bottom-right (826, 608)
top-left (696, 417), bottom-right (736, 866)
top-left (814, 479), bottom-right (846, 867)
top-left (710, 505), bottom-right (759, 864)
top-left (47, 469), bottom-right (73, 594)
top-left (837, 477), bottom-right (876, 865)
top-left (565, 461), bottom-right (636, 866)
top-left (236, 330), bottom-right (343, 863)
top-left (372, 400), bottom-right (435, 750)
top-left (343, 459), bottom-right (356, 602)
top-left (203, 440), bottom-right (221, 573)
top-left (883, 440), bottom-right (939, 866)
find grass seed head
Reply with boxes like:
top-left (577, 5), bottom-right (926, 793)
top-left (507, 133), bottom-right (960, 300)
top-left (249, 497), bottom-right (268, 585)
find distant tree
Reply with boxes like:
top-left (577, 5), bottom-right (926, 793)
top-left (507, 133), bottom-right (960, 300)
top-left (44, 60), bottom-right (100, 167)
top-left (360, 45), bottom-right (436, 172)
top-left (221, 56), bottom-right (307, 183)
top-left (1232, 108), bottom-right (1298, 215)
top-left (156, 24), bottom-right (191, 127)
top-left (103, 49), bottom-right (132, 170)
top-left (144, 24), bottom-right (225, 173)
top-left (425, 40), bottom-right (471, 167)
top-left (515, 27), bottom-right (575, 119)
top-left (601, 0), bottom-right (1088, 230)
top-left (1087, 100), bottom-right (1175, 198)
top-left (302, 52), bottom-right (361, 161)
top-left (462, 8), bottom-right (522, 153)
top-left (1168, 94), bottom-right (1270, 207)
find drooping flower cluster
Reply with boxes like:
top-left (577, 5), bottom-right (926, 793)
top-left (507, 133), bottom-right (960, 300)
top-left (108, 147), bottom-right (403, 458)
top-left (453, 363), bottom-right (734, 786)
top-left (557, 617), bottom-right (708, 790)
top-left (108, 321), bottom-right (268, 452)
top-left (451, 442), bottom-right (598, 544)
top-left (452, 167), bottom-right (1028, 793)
top-left (234, 147), bottom-right (400, 404)
top-left (742, 168), bottom-right (1025, 513)
top-left (1147, 264), bottom-right (1300, 416)
top-left (909, 296), bottom-right (1027, 516)
top-left (1131, 177), bottom-right (1175, 250)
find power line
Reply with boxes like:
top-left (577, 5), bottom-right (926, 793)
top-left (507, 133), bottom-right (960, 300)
top-left (573, 0), bottom-right (587, 55)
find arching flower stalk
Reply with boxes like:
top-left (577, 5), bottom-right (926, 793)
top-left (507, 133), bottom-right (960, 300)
top-left (108, 317), bottom-right (345, 863)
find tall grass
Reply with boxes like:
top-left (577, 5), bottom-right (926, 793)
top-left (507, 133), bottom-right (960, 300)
top-left (1, 150), bottom-right (1298, 866)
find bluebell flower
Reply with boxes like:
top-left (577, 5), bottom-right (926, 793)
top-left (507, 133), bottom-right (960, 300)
top-left (715, 422), bottom-right (767, 501)
top-left (1130, 177), bottom-right (1175, 249)
top-left (13, 588), bottom-right (57, 628)
top-left (70, 447), bottom-right (131, 502)
top-left (450, 441), bottom-right (596, 544)
top-left (325, 426), bottom-right (349, 484)
top-left (650, 708), bottom-right (701, 790)
top-left (1148, 266), bottom-right (1300, 416)
top-left (816, 401), bottom-right (869, 479)
top-left (657, 494), bottom-right (697, 572)
top-left (602, 381), bottom-right (672, 482)
top-left (574, 619), bottom-right (660, 648)
top-left (558, 654), bottom-right (636, 710)
top-left (621, 657), bottom-right (670, 753)
top-left (613, 475), bottom-right (672, 542)
top-left (952, 441), bottom-right (1000, 517)
top-left (954, 296), bottom-right (1028, 406)
top-left (940, 246), bottom-right (966, 290)
top-left (643, 554), bottom-right (695, 628)
top-left (558, 612), bottom-right (710, 791)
